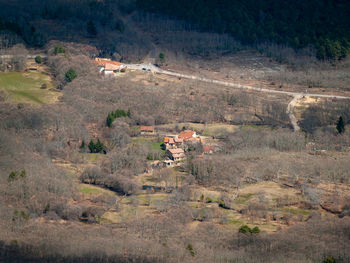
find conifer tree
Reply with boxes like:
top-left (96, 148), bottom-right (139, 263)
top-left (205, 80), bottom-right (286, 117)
top-left (336, 116), bottom-right (345, 134)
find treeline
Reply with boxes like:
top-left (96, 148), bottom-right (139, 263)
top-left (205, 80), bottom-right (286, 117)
top-left (137, 0), bottom-right (350, 60)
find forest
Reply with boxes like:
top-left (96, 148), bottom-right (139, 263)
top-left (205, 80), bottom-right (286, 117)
top-left (137, 0), bottom-right (350, 60)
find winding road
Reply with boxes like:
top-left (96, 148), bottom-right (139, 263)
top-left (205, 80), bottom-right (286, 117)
top-left (127, 63), bottom-right (350, 131)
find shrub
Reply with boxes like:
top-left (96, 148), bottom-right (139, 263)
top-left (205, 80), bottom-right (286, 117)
top-left (186, 244), bottom-right (195, 257)
top-left (8, 170), bottom-right (26, 181)
top-left (35, 56), bottom-right (42, 64)
top-left (250, 226), bottom-right (261, 233)
top-left (323, 257), bottom-right (336, 263)
top-left (54, 45), bottom-right (65, 55)
top-left (239, 225), bottom-right (251, 233)
top-left (239, 225), bottom-right (261, 234)
top-left (65, 68), bottom-right (78, 82)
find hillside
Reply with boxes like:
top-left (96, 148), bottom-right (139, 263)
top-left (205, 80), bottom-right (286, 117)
top-left (137, 0), bottom-right (350, 60)
top-left (0, 1), bottom-right (350, 263)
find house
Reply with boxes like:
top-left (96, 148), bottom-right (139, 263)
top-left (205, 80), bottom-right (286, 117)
top-left (174, 137), bottom-right (184, 147)
top-left (94, 58), bottom-right (125, 76)
top-left (164, 137), bottom-right (184, 149)
top-left (178, 130), bottom-right (198, 141)
top-left (140, 126), bottom-right (154, 135)
top-left (164, 137), bottom-right (176, 149)
top-left (167, 148), bottom-right (185, 162)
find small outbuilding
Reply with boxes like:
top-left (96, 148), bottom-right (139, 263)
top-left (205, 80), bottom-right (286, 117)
top-left (140, 126), bottom-right (154, 135)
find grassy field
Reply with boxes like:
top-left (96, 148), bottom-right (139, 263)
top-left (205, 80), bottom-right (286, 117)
top-left (78, 184), bottom-right (116, 196)
top-left (0, 71), bottom-right (60, 104)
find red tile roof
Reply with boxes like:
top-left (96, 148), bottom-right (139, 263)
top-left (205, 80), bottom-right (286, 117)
top-left (95, 58), bottom-right (124, 70)
top-left (140, 126), bottom-right (154, 132)
top-left (178, 130), bottom-right (195, 141)
top-left (168, 148), bottom-right (184, 154)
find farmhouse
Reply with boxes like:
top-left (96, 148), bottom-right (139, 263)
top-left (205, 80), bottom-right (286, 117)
top-left (178, 130), bottom-right (198, 142)
top-left (140, 126), bottom-right (154, 135)
top-left (94, 58), bottom-right (125, 76)
top-left (164, 137), bottom-right (183, 149)
top-left (167, 148), bottom-right (185, 162)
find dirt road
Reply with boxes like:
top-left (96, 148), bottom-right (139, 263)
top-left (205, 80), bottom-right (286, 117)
top-left (128, 63), bottom-right (350, 130)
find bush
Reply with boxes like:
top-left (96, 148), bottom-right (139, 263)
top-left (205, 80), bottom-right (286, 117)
top-left (35, 56), bottom-right (42, 64)
top-left (239, 225), bottom-right (251, 233)
top-left (65, 68), bottom-right (78, 82)
top-left (239, 225), bottom-right (261, 234)
top-left (323, 257), bottom-right (336, 263)
top-left (186, 244), bottom-right (195, 257)
top-left (250, 226), bottom-right (261, 233)
top-left (8, 170), bottom-right (26, 181)
top-left (54, 45), bottom-right (65, 55)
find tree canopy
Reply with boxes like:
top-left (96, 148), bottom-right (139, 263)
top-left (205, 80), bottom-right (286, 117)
top-left (137, 0), bottom-right (350, 60)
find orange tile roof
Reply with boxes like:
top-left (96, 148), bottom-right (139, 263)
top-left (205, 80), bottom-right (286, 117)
top-left (95, 58), bottom-right (124, 69)
top-left (141, 126), bottom-right (154, 132)
top-left (179, 130), bottom-right (195, 141)
top-left (168, 148), bottom-right (184, 154)
top-left (164, 137), bottom-right (170, 143)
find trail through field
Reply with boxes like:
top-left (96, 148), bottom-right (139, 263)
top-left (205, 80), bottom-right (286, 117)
top-left (286, 95), bottom-right (302, 131)
top-left (128, 63), bottom-right (350, 130)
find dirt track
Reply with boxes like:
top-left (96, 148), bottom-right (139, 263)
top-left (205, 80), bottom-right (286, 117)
top-left (128, 63), bottom-right (350, 131)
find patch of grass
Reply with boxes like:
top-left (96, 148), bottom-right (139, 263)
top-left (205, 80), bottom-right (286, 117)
top-left (79, 185), bottom-right (104, 195)
top-left (234, 193), bottom-right (254, 204)
top-left (78, 184), bottom-right (115, 196)
top-left (229, 218), bottom-right (243, 225)
top-left (81, 153), bottom-right (105, 164)
top-left (0, 72), bottom-right (59, 104)
top-left (282, 207), bottom-right (311, 216)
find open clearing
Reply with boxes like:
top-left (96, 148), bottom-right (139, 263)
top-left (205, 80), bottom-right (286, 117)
top-left (0, 71), bottom-right (60, 104)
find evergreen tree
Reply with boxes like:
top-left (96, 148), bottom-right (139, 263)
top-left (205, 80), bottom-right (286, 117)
top-left (87, 20), bottom-right (97, 36)
top-left (88, 140), bottom-right (95, 153)
top-left (336, 116), bottom-right (345, 134)
top-left (65, 68), bottom-right (78, 82)
top-left (35, 56), bottom-right (42, 64)
top-left (106, 113), bottom-right (114, 127)
top-left (80, 140), bottom-right (85, 149)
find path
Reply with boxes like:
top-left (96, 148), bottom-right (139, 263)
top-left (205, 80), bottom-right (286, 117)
top-left (286, 95), bottom-right (302, 131)
top-left (127, 63), bottom-right (350, 131)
